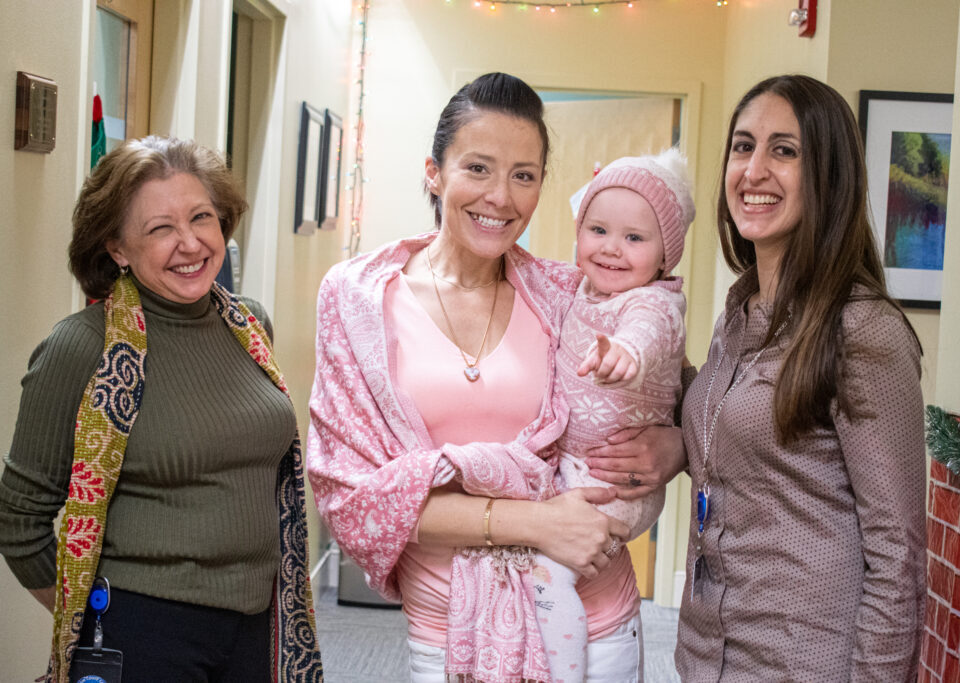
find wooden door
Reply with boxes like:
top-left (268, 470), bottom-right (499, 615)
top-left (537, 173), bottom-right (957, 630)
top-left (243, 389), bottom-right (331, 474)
top-left (94, 0), bottom-right (154, 148)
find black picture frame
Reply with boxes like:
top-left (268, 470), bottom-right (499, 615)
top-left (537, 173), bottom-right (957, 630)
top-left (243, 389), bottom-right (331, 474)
top-left (859, 89), bottom-right (953, 309)
top-left (294, 102), bottom-right (324, 235)
top-left (319, 109), bottom-right (343, 231)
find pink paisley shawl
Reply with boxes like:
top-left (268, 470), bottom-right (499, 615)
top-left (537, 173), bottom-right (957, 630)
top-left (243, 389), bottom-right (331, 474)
top-left (307, 233), bottom-right (582, 683)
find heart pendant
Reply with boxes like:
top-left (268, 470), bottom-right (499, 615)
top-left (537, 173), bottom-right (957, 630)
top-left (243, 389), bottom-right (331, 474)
top-left (464, 366), bottom-right (480, 382)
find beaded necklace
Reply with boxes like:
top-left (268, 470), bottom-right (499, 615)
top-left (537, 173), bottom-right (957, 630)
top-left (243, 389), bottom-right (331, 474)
top-left (691, 307), bottom-right (789, 597)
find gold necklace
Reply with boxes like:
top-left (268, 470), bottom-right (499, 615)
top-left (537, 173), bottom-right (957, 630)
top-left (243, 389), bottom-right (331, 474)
top-left (426, 247), bottom-right (502, 382)
top-left (427, 259), bottom-right (499, 291)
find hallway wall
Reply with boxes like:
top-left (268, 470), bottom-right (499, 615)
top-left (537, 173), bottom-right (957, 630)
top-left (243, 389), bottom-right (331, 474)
top-left (356, 0), bottom-right (728, 372)
top-left (826, 0), bottom-right (960, 407)
top-left (3, 0), bottom-right (960, 676)
top-left (0, 3), bottom-right (96, 678)
top-left (715, 0), bottom-right (959, 406)
top-left (943, 6), bottom-right (960, 415)
top-left (270, 0), bottom-right (353, 568)
top-left (0, 1), bottom-right (352, 677)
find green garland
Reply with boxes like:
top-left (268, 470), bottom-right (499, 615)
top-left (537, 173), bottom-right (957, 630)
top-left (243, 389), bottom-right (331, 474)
top-left (926, 404), bottom-right (960, 474)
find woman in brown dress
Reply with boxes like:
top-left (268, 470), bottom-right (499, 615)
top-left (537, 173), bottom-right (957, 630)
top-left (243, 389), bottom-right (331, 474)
top-left (673, 75), bottom-right (926, 680)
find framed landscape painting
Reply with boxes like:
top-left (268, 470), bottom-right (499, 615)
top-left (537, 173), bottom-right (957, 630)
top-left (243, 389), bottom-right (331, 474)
top-left (859, 90), bottom-right (953, 308)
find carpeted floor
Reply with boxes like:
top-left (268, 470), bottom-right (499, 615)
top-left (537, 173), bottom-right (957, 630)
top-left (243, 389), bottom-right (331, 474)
top-left (313, 587), bottom-right (680, 682)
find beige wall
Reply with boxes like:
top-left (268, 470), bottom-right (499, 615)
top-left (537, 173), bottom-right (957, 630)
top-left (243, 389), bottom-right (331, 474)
top-left (361, 0), bottom-right (729, 366)
top-left (270, 0), bottom-right (353, 565)
top-left (0, 3), bottom-right (94, 463)
top-left (722, 0), bottom-right (831, 115)
top-left (940, 8), bottom-right (960, 412)
top-left (3, 0), bottom-right (960, 671)
top-left (0, 1), bottom-right (96, 678)
top-left (0, 0), bottom-right (352, 676)
top-left (713, 0), bottom-right (832, 318)
top-left (826, 0), bottom-right (960, 405)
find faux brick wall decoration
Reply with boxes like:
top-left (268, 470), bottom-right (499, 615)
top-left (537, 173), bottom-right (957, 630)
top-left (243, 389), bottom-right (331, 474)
top-left (921, 460), bottom-right (960, 682)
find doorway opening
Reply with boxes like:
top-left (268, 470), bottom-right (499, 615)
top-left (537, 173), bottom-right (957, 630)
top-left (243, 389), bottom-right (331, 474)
top-left (92, 0), bottom-right (155, 151)
top-left (531, 89), bottom-right (684, 600)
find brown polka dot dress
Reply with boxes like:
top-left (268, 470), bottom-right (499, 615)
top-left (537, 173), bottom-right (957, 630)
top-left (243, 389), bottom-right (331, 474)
top-left (675, 273), bottom-right (926, 682)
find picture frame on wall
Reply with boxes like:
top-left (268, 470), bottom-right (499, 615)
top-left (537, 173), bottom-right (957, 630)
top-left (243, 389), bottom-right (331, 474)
top-left (859, 89), bottom-right (953, 309)
top-left (319, 109), bottom-right (343, 231)
top-left (294, 102), bottom-right (324, 235)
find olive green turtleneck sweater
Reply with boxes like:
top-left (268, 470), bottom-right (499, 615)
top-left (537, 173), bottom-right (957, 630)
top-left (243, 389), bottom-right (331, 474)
top-left (0, 280), bottom-right (297, 614)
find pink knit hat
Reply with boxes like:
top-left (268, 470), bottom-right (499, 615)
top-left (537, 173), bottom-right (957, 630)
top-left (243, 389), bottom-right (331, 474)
top-left (571, 148), bottom-right (695, 275)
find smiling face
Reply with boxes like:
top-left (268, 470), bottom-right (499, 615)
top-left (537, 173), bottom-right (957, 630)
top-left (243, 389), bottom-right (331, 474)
top-left (424, 110), bottom-right (544, 261)
top-left (107, 172), bottom-right (225, 303)
top-left (577, 187), bottom-right (665, 296)
top-left (724, 93), bottom-right (804, 262)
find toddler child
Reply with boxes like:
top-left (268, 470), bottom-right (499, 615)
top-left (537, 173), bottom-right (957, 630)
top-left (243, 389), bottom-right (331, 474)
top-left (533, 149), bottom-right (693, 682)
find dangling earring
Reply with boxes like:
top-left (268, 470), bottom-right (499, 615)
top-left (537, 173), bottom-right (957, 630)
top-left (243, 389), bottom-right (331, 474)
top-left (119, 265), bottom-right (129, 276)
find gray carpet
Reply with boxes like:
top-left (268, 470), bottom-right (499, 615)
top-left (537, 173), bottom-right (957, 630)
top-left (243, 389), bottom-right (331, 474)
top-left (639, 600), bottom-right (682, 682)
top-left (314, 588), bottom-right (680, 682)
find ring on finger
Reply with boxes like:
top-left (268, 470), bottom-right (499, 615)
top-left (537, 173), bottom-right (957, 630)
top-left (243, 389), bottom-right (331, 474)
top-left (628, 472), bottom-right (642, 487)
top-left (603, 538), bottom-right (621, 558)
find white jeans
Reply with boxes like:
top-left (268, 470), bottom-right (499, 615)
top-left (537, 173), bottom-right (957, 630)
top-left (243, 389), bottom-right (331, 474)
top-left (408, 613), bottom-right (642, 682)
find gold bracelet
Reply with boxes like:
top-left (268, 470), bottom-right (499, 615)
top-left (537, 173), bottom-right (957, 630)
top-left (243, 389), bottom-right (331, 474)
top-left (483, 498), bottom-right (495, 547)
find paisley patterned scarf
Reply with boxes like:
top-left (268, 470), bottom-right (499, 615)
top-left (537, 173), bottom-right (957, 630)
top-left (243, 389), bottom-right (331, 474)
top-left (47, 275), bottom-right (323, 682)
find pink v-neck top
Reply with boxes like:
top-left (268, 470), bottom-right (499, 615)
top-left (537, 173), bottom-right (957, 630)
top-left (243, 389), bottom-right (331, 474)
top-left (392, 274), bottom-right (548, 446)
top-left (386, 274), bottom-right (638, 647)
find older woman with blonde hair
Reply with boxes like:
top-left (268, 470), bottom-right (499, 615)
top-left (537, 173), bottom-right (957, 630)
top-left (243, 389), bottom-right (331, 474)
top-left (0, 136), bottom-right (322, 681)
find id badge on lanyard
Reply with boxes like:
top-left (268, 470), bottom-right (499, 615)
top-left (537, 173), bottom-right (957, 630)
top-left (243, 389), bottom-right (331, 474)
top-left (69, 577), bottom-right (123, 683)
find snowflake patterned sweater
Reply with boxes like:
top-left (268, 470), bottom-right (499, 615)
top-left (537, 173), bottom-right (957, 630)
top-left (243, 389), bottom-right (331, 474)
top-left (556, 277), bottom-right (686, 537)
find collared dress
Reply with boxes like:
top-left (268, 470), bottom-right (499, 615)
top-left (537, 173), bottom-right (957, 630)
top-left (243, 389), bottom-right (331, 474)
top-left (675, 270), bottom-right (926, 682)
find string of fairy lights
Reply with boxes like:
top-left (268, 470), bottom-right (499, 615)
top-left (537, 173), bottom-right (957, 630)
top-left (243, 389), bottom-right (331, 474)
top-left (346, 2), bottom-right (370, 257)
top-left (449, 0), bottom-right (728, 11)
top-left (344, 0), bottom-right (728, 254)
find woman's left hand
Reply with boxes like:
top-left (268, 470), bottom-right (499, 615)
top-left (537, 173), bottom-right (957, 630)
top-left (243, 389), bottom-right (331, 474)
top-left (585, 425), bottom-right (687, 500)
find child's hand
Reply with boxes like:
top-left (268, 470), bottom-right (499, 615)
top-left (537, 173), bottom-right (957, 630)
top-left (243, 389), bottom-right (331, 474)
top-left (577, 333), bottom-right (639, 384)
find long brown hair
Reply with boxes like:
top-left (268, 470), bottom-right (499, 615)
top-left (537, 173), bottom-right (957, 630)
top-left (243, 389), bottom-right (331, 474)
top-left (717, 75), bottom-right (919, 443)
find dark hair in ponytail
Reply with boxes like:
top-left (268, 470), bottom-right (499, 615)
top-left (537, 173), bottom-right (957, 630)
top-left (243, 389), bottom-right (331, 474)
top-left (426, 72), bottom-right (550, 227)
